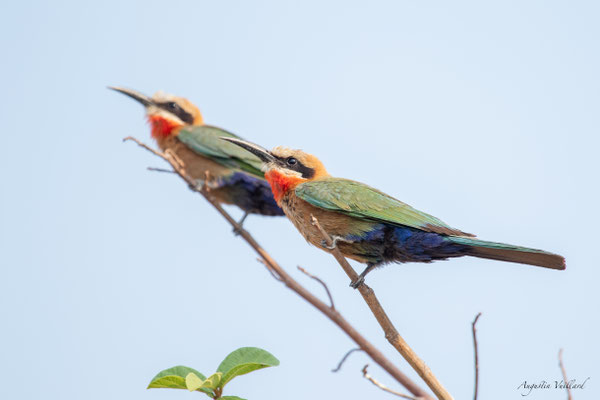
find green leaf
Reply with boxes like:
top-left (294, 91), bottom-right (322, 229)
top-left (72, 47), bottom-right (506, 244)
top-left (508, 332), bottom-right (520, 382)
top-left (185, 372), bottom-right (223, 393)
top-left (186, 372), bottom-right (223, 392)
top-left (216, 347), bottom-right (279, 388)
top-left (148, 366), bottom-right (214, 396)
top-left (185, 372), bottom-right (205, 392)
top-left (148, 366), bottom-right (206, 390)
top-left (221, 397), bottom-right (247, 400)
top-left (203, 372), bottom-right (223, 390)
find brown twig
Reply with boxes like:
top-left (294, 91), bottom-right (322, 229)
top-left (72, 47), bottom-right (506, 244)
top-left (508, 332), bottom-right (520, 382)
top-left (558, 349), bottom-right (573, 400)
top-left (124, 136), bottom-right (433, 400)
top-left (362, 364), bottom-right (422, 400)
top-left (147, 167), bottom-right (175, 174)
top-left (332, 348), bottom-right (362, 372)
top-left (471, 313), bottom-right (482, 400)
top-left (257, 258), bottom-right (283, 282)
top-left (311, 215), bottom-right (452, 400)
top-left (297, 266), bottom-right (335, 309)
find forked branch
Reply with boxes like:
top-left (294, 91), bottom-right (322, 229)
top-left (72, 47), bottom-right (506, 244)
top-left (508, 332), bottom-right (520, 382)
top-left (311, 215), bottom-right (453, 400)
top-left (297, 266), bottom-right (335, 309)
top-left (362, 364), bottom-right (423, 400)
top-left (332, 348), bottom-right (362, 372)
top-left (124, 136), bottom-right (433, 400)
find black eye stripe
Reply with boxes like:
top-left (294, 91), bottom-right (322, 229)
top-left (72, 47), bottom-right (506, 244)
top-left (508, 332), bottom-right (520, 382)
top-left (274, 155), bottom-right (315, 179)
top-left (158, 101), bottom-right (194, 125)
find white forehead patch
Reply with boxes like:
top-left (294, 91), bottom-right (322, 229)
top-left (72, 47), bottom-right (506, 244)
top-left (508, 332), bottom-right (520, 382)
top-left (270, 146), bottom-right (318, 168)
top-left (151, 91), bottom-right (179, 103)
top-left (271, 146), bottom-right (300, 158)
top-left (267, 146), bottom-right (305, 178)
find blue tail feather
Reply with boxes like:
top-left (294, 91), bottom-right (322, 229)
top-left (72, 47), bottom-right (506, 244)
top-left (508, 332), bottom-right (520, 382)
top-left (345, 225), bottom-right (564, 271)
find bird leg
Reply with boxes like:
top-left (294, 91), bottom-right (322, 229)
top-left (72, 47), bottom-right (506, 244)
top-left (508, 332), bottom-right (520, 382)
top-left (350, 263), bottom-right (377, 289)
top-left (232, 212), bottom-right (249, 236)
top-left (322, 235), bottom-right (354, 250)
top-left (188, 179), bottom-right (205, 193)
top-left (188, 171), bottom-right (220, 193)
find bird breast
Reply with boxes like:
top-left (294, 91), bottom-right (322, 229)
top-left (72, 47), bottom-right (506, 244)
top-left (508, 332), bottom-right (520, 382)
top-left (280, 191), bottom-right (375, 261)
top-left (156, 135), bottom-right (232, 183)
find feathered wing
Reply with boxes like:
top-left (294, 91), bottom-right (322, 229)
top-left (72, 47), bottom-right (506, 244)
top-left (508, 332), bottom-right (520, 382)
top-left (295, 177), bottom-right (473, 236)
top-left (177, 125), bottom-right (265, 178)
top-left (296, 178), bottom-right (565, 270)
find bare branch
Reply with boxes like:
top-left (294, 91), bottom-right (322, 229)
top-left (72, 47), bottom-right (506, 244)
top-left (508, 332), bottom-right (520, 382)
top-left (471, 313), bottom-right (482, 400)
top-left (332, 348), bottom-right (362, 372)
top-left (558, 349), bottom-right (573, 400)
top-left (297, 266), bottom-right (335, 309)
top-left (362, 364), bottom-right (423, 400)
top-left (125, 137), bottom-right (433, 400)
top-left (311, 215), bottom-right (451, 400)
top-left (147, 167), bottom-right (176, 174)
top-left (164, 148), bottom-right (185, 169)
top-left (310, 215), bottom-right (358, 280)
top-left (203, 170), bottom-right (213, 192)
top-left (123, 136), bottom-right (165, 157)
top-left (257, 258), bottom-right (283, 282)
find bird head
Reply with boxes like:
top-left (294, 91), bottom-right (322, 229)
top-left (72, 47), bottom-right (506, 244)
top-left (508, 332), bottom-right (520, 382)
top-left (222, 137), bottom-right (328, 202)
top-left (109, 86), bottom-right (203, 139)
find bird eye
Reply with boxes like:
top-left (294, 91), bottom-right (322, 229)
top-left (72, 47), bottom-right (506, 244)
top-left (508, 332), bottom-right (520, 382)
top-left (287, 157), bottom-right (298, 166)
top-left (166, 101), bottom-right (178, 110)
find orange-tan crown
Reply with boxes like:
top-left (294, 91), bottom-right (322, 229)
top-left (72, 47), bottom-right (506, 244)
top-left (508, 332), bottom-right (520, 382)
top-left (263, 147), bottom-right (329, 203)
top-left (146, 92), bottom-right (204, 138)
top-left (150, 91), bottom-right (204, 125)
top-left (270, 146), bottom-right (329, 179)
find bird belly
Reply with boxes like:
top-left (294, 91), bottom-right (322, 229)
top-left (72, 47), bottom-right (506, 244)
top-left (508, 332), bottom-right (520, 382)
top-left (156, 135), bottom-right (232, 182)
top-left (156, 135), bottom-right (240, 206)
top-left (281, 193), bottom-right (470, 265)
top-left (156, 136), bottom-right (283, 215)
top-left (280, 193), bottom-right (379, 263)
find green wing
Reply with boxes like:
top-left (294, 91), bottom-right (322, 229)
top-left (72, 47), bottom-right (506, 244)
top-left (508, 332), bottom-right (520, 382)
top-left (295, 178), bottom-right (473, 237)
top-left (177, 125), bottom-right (265, 178)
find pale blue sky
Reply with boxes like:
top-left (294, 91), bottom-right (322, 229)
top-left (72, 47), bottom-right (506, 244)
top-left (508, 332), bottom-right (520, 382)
top-left (1, 1), bottom-right (598, 399)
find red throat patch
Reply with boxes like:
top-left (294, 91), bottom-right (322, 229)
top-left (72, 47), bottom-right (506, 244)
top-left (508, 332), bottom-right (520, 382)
top-left (148, 115), bottom-right (182, 139)
top-left (265, 170), bottom-right (306, 203)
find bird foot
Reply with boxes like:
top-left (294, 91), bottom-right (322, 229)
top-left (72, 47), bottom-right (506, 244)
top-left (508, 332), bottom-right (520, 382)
top-left (349, 276), bottom-right (365, 289)
top-left (188, 180), bottom-right (204, 192)
top-left (350, 264), bottom-right (376, 289)
top-left (321, 235), bottom-right (353, 250)
top-left (232, 213), bottom-right (249, 236)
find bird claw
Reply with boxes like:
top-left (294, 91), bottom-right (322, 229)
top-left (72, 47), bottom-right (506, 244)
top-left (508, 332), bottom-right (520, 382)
top-left (350, 264), bottom-right (376, 289)
top-left (322, 236), bottom-right (353, 250)
top-left (349, 276), bottom-right (365, 289)
top-left (232, 213), bottom-right (249, 236)
top-left (188, 180), bottom-right (204, 192)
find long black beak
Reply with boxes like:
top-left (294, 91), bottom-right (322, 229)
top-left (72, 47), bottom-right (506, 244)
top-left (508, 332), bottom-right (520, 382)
top-left (221, 137), bottom-right (278, 164)
top-left (108, 86), bottom-right (154, 107)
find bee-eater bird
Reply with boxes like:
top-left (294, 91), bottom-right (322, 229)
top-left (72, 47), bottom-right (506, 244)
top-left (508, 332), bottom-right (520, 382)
top-left (110, 87), bottom-right (284, 224)
top-left (223, 137), bottom-right (566, 288)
